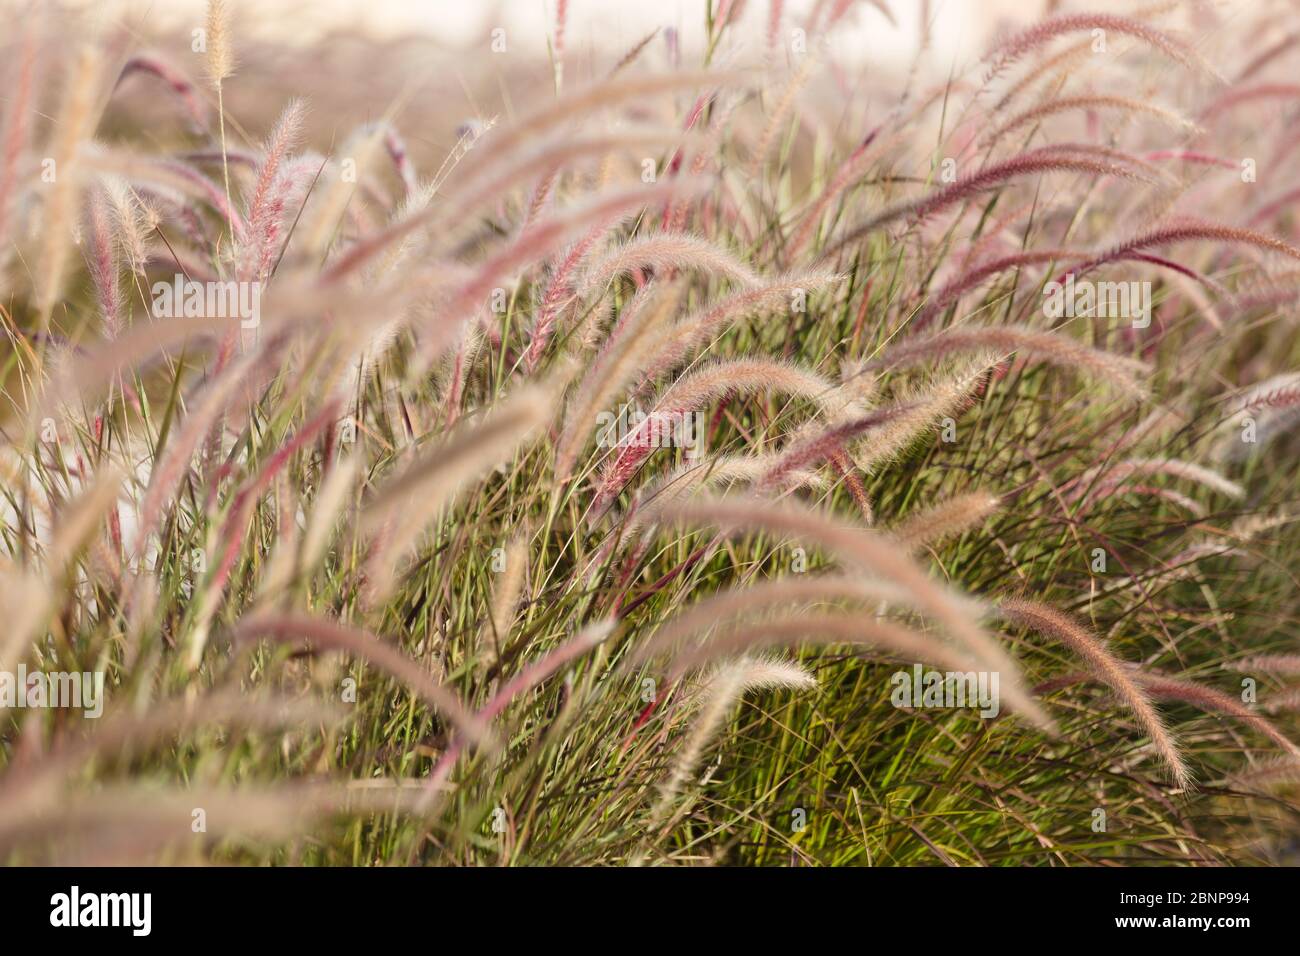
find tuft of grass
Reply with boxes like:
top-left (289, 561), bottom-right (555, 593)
top-left (1, 1), bottom-right (1299, 867)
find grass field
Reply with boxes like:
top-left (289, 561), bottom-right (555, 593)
top-left (2, 0), bottom-right (1299, 866)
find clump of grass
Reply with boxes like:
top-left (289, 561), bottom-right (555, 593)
top-left (1, 1), bottom-right (1298, 867)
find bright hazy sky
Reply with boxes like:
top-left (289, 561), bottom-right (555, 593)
top-left (79, 0), bottom-right (1026, 72)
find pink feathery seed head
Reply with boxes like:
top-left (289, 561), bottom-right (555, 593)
top-left (318, 122), bottom-right (683, 282)
top-left (650, 271), bottom-right (841, 378)
top-left (1029, 142), bottom-right (1178, 184)
top-left (592, 358), bottom-right (837, 514)
top-left (482, 70), bottom-right (745, 164)
top-left (579, 233), bottom-right (761, 298)
top-left (914, 249), bottom-right (1086, 330)
top-left (991, 35), bottom-right (1094, 111)
top-left (1238, 384), bottom-right (1300, 414)
top-left (231, 614), bottom-right (491, 748)
top-left (1135, 671), bottom-right (1300, 758)
top-left (1218, 275), bottom-right (1300, 319)
top-left (984, 12), bottom-right (1222, 81)
top-left (1065, 457), bottom-right (1244, 509)
top-left (823, 148), bottom-right (1160, 256)
top-left (1226, 654), bottom-right (1300, 677)
top-left (0, 25), bottom-right (38, 258)
top-left (553, 0), bottom-right (568, 89)
top-left (484, 619), bottom-right (613, 727)
top-left (890, 491), bottom-right (1002, 551)
top-left (989, 95), bottom-right (1200, 144)
top-left (426, 619), bottom-right (615, 796)
top-left (1116, 252), bottom-right (1227, 298)
top-left (999, 598), bottom-right (1190, 786)
top-left (1237, 31), bottom-right (1300, 83)
top-left (1201, 83), bottom-right (1300, 121)
top-left (431, 180), bottom-right (706, 345)
top-left (1143, 149), bottom-right (1238, 170)
top-left (241, 153), bottom-right (320, 283)
top-left (205, 402), bottom-right (343, 604)
top-left (655, 496), bottom-right (1054, 731)
top-left (243, 100), bottom-right (306, 237)
top-left (871, 326), bottom-right (1149, 400)
top-left (261, 97), bottom-right (308, 168)
top-left (666, 92), bottom-right (712, 178)
top-left (115, 54), bottom-right (209, 134)
top-left (1065, 216), bottom-right (1300, 280)
top-left (1231, 755), bottom-right (1300, 791)
top-left (108, 359), bottom-right (252, 555)
top-left (662, 89), bottom-right (736, 230)
top-left (767, 0), bottom-right (784, 50)
top-left (813, 0), bottom-right (895, 31)
top-left (524, 218), bottom-right (617, 371)
top-left (379, 125), bottom-right (417, 197)
top-left (746, 55), bottom-right (817, 181)
top-left (1248, 184), bottom-right (1300, 226)
top-left (525, 165), bottom-right (559, 227)
top-left (147, 157), bottom-right (248, 242)
top-left (1092, 483), bottom-right (1205, 517)
top-left (83, 184), bottom-right (121, 339)
top-left (755, 403), bottom-right (917, 494)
